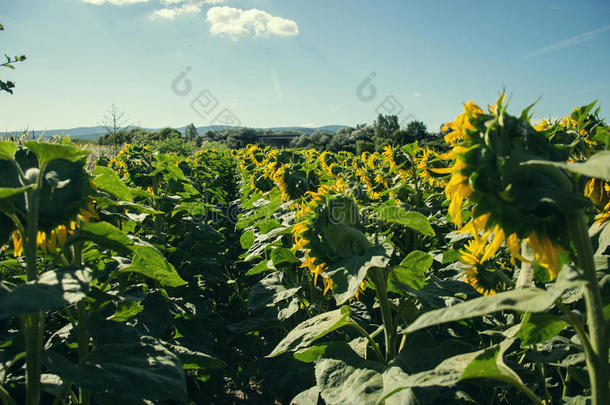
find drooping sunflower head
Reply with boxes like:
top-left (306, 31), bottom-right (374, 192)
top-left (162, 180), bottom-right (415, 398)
top-left (444, 94), bottom-right (590, 240)
top-left (308, 196), bottom-right (372, 260)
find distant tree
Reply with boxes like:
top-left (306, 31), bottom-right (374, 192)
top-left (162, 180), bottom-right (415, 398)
top-left (184, 123), bottom-right (198, 142)
top-left (100, 103), bottom-right (129, 139)
top-left (373, 114), bottom-right (399, 150)
top-left (328, 132), bottom-right (355, 153)
top-left (393, 120), bottom-right (429, 145)
top-left (151, 127), bottom-right (181, 141)
top-left (225, 128), bottom-right (258, 149)
top-left (373, 114), bottom-right (399, 139)
top-left (349, 124), bottom-right (374, 144)
top-left (1, 23), bottom-right (26, 94)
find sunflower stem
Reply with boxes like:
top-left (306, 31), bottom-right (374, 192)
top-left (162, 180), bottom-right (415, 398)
top-left (567, 210), bottom-right (608, 404)
top-left (370, 268), bottom-right (396, 362)
top-left (23, 182), bottom-right (42, 405)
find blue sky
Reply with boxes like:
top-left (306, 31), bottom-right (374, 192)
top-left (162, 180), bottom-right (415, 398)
top-left (1, 0), bottom-right (609, 132)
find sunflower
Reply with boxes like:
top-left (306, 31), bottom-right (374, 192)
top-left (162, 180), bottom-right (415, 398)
top-left (443, 94), bottom-right (585, 281)
top-left (585, 177), bottom-right (610, 224)
top-left (459, 236), bottom-right (507, 296)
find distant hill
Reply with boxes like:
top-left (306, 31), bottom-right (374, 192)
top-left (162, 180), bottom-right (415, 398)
top-left (1, 124), bottom-right (351, 141)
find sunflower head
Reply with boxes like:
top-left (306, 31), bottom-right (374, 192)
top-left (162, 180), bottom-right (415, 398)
top-left (444, 94), bottom-right (591, 241)
top-left (460, 238), bottom-right (508, 296)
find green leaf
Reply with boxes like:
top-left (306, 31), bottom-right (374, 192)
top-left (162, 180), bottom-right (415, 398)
top-left (379, 340), bottom-right (538, 404)
top-left (522, 151), bottom-right (610, 181)
top-left (121, 240), bottom-right (187, 287)
top-left (92, 166), bottom-right (138, 202)
top-left (515, 312), bottom-right (569, 347)
top-left (246, 260), bottom-right (275, 276)
top-left (68, 221), bottom-right (134, 253)
top-left (291, 387), bottom-right (321, 405)
top-left (42, 338), bottom-right (186, 401)
top-left (25, 141), bottom-right (89, 168)
top-left (268, 306), bottom-right (352, 357)
top-left (0, 141), bottom-right (17, 161)
top-left (315, 342), bottom-right (384, 405)
top-left (388, 250), bottom-right (432, 293)
top-left (270, 247), bottom-right (300, 266)
top-left (255, 218), bottom-right (282, 234)
top-left (0, 267), bottom-right (92, 318)
top-left (173, 201), bottom-right (214, 217)
top-left (109, 301), bottom-right (143, 322)
top-left (166, 343), bottom-right (226, 370)
top-left (0, 185), bottom-right (32, 199)
top-left (375, 206), bottom-right (435, 236)
top-left (325, 244), bottom-right (393, 305)
top-left (403, 265), bottom-right (583, 335)
top-left (247, 271), bottom-right (301, 311)
top-left (294, 343), bottom-right (334, 363)
top-left (240, 230), bottom-right (255, 249)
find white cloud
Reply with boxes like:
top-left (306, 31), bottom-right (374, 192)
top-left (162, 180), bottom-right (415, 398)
top-left (152, 0), bottom-right (225, 20)
top-left (83, 0), bottom-right (149, 5)
top-left (152, 4), bottom-right (201, 19)
top-left (206, 6), bottom-right (299, 40)
top-left (160, 0), bottom-right (225, 5)
top-left (412, 92), bottom-right (422, 97)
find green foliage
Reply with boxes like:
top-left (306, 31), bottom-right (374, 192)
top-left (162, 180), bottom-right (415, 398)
top-left (0, 22), bottom-right (26, 95)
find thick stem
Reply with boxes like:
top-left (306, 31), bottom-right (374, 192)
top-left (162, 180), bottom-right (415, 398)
top-left (76, 300), bottom-right (90, 405)
top-left (73, 244), bottom-right (90, 405)
top-left (23, 188), bottom-right (42, 405)
top-left (567, 210), bottom-right (609, 404)
top-left (370, 269), bottom-right (396, 362)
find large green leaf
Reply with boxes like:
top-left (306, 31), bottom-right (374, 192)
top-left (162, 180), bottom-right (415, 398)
top-left (248, 271), bottom-right (302, 311)
top-left (42, 338), bottom-right (186, 401)
top-left (268, 306), bottom-right (352, 357)
top-left (68, 221), bottom-right (134, 253)
top-left (515, 312), bottom-right (569, 347)
top-left (379, 340), bottom-right (538, 404)
top-left (25, 141), bottom-right (89, 168)
top-left (0, 141), bottom-right (17, 161)
top-left (314, 342), bottom-right (384, 405)
top-left (121, 239), bottom-right (187, 287)
top-left (375, 206), bottom-right (435, 236)
top-left (522, 151), bottom-right (610, 181)
top-left (325, 244), bottom-right (393, 305)
top-left (270, 247), bottom-right (300, 266)
top-left (92, 166), bottom-right (143, 202)
top-left (0, 267), bottom-right (92, 318)
top-left (388, 250), bottom-right (432, 293)
top-left (403, 265), bottom-right (583, 335)
top-left (291, 387), bottom-right (321, 405)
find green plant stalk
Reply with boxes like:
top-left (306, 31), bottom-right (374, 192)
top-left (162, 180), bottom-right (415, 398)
top-left (76, 300), bottom-right (90, 405)
top-left (567, 210), bottom-right (609, 404)
top-left (369, 268), bottom-right (396, 362)
top-left (72, 244), bottom-right (90, 405)
top-left (347, 321), bottom-right (385, 363)
top-left (23, 186), bottom-right (43, 405)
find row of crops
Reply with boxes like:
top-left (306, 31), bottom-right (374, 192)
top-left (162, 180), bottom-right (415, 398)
top-left (0, 95), bottom-right (609, 404)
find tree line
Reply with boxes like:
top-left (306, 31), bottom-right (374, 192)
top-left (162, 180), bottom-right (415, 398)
top-left (98, 113), bottom-right (446, 153)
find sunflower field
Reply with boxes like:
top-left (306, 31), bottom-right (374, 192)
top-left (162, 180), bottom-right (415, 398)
top-left (0, 96), bottom-right (609, 405)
